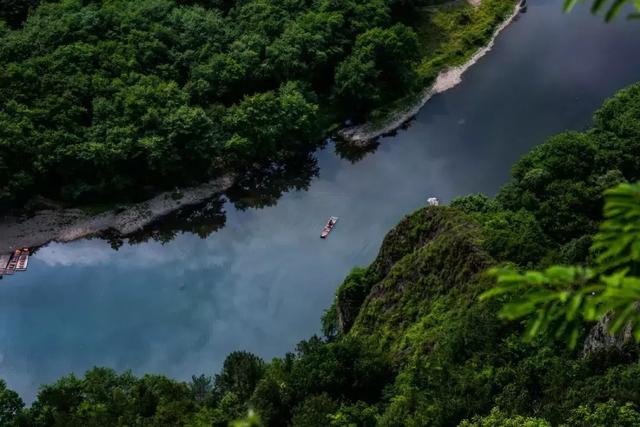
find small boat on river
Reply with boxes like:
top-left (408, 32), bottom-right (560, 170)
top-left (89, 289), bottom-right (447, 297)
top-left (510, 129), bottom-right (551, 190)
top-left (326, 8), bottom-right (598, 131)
top-left (320, 216), bottom-right (338, 239)
top-left (0, 254), bottom-right (11, 276)
top-left (1, 248), bottom-right (30, 276)
top-left (4, 250), bottom-right (21, 275)
top-left (16, 249), bottom-right (29, 271)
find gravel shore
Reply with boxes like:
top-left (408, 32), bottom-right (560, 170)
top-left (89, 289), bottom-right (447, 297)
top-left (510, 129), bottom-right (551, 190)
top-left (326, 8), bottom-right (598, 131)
top-left (0, 175), bottom-right (234, 251)
top-left (338, 1), bottom-right (522, 146)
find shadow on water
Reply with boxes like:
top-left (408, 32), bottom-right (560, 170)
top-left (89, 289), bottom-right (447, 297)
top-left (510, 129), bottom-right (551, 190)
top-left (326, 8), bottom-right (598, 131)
top-left (104, 197), bottom-right (228, 249)
top-left (105, 149), bottom-right (323, 247)
top-left (333, 139), bottom-right (380, 164)
top-left (7, 0), bottom-right (640, 404)
top-left (225, 151), bottom-right (320, 211)
top-left (118, 130), bottom-right (397, 246)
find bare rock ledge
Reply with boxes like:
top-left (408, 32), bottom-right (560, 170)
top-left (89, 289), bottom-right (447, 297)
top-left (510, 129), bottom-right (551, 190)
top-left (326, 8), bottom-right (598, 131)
top-left (0, 175), bottom-right (235, 251)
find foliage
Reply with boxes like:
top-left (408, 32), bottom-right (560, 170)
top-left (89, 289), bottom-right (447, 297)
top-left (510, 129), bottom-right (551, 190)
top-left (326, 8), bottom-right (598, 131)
top-left (328, 401), bottom-right (379, 426)
top-left (481, 265), bottom-right (596, 348)
top-left (229, 410), bottom-right (261, 427)
top-left (333, 24), bottom-right (418, 115)
top-left (481, 209), bottom-right (550, 266)
top-left (290, 394), bottom-right (339, 427)
top-left (482, 182), bottom-right (640, 349)
top-left (0, 0), bottom-right (38, 28)
top-left (564, 0), bottom-right (640, 22)
top-left (26, 368), bottom-right (197, 426)
top-left (0, 0), bottom-right (514, 210)
top-left (458, 407), bottom-right (551, 427)
top-left (0, 380), bottom-right (24, 427)
top-left (212, 351), bottom-right (265, 411)
top-left (0, 0), bottom-right (418, 208)
top-left (562, 400), bottom-right (640, 427)
top-left (250, 335), bottom-right (394, 426)
top-left (592, 182), bottom-right (640, 273)
top-left (5, 17), bottom-right (640, 427)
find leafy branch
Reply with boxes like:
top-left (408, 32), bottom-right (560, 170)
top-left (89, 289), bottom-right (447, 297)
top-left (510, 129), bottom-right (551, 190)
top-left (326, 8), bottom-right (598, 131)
top-left (564, 0), bottom-right (640, 22)
top-left (481, 182), bottom-right (640, 349)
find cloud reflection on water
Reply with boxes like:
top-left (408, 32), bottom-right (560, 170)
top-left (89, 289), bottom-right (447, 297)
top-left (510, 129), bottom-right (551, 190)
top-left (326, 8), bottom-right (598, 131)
top-left (3, 1), bottom-right (640, 403)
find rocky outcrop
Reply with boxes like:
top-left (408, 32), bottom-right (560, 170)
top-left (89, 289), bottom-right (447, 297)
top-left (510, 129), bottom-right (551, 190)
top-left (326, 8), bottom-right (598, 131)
top-left (326, 206), bottom-right (489, 337)
top-left (583, 311), bottom-right (635, 356)
top-left (334, 268), bottom-right (370, 334)
top-left (336, 206), bottom-right (493, 350)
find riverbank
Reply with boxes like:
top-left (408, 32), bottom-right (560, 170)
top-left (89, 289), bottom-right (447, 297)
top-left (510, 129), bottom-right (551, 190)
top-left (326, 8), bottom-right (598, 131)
top-left (0, 175), bottom-right (234, 251)
top-left (339, 0), bottom-right (523, 145)
top-left (0, 0), bottom-right (520, 251)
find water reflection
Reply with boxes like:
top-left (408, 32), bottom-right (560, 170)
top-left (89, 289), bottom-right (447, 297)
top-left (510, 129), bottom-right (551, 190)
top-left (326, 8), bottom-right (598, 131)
top-left (99, 150), bottom-right (320, 246)
top-left (226, 151), bottom-right (319, 211)
top-left (108, 197), bottom-right (228, 248)
top-left (3, 1), bottom-right (640, 403)
top-left (333, 139), bottom-right (381, 164)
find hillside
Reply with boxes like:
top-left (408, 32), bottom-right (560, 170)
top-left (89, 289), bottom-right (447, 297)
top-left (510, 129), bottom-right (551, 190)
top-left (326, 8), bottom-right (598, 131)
top-left (0, 0), bottom-right (515, 211)
top-left (3, 82), bottom-right (640, 426)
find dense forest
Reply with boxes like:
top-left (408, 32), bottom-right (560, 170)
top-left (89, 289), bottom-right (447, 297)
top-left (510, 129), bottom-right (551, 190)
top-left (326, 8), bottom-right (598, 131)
top-left (0, 0), bottom-right (513, 209)
top-left (2, 80), bottom-right (640, 427)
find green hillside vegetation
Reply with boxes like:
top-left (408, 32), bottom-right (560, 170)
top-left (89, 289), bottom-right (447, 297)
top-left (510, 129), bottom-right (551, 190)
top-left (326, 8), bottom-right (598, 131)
top-left (0, 0), bottom-right (514, 209)
top-left (3, 81), bottom-right (640, 427)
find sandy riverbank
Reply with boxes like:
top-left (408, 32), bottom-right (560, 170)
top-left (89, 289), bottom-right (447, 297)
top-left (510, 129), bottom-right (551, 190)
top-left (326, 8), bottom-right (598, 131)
top-left (338, 0), bottom-right (523, 145)
top-left (0, 175), bottom-right (234, 251)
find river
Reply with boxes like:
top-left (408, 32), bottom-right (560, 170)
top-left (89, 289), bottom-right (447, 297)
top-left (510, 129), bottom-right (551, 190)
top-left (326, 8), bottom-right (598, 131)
top-left (2, 0), bottom-right (640, 403)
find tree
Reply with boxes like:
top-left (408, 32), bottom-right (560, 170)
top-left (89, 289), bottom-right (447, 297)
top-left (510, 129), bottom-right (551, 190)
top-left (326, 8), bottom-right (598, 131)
top-left (334, 23), bottom-right (418, 116)
top-left (564, 0), bottom-right (640, 22)
top-left (190, 375), bottom-right (213, 403)
top-left (563, 400), bottom-right (640, 427)
top-left (0, 0), bottom-right (421, 209)
top-left (458, 407), bottom-right (551, 427)
top-left (0, 380), bottom-right (23, 427)
top-left (0, 0), bottom-right (38, 28)
top-left (223, 82), bottom-right (318, 161)
top-left (481, 181), bottom-right (640, 349)
top-left (481, 209), bottom-right (550, 266)
top-left (291, 394), bottom-right (339, 427)
top-left (214, 351), bottom-right (265, 402)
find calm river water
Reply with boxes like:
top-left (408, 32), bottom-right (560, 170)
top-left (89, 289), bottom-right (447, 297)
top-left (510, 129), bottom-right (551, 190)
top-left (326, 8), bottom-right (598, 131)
top-left (3, 0), bottom-right (640, 402)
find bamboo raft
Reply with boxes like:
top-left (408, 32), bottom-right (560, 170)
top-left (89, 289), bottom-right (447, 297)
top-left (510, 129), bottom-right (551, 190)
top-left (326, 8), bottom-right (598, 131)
top-left (0, 248), bottom-right (30, 278)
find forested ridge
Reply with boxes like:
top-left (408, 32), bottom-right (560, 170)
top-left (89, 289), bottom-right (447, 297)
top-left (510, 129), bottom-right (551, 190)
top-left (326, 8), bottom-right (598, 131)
top-left (3, 80), bottom-right (640, 427)
top-left (0, 0), bottom-right (513, 209)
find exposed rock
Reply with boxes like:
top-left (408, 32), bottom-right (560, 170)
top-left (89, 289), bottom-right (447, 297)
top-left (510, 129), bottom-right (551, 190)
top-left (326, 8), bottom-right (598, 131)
top-left (367, 206), bottom-right (479, 282)
top-left (347, 206), bottom-right (493, 342)
top-left (0, 175), bottom-right (234, 251)
top-left (583, 311), bottom-right (635, 356)
top-left (334, 268), bottom-right (370, 334)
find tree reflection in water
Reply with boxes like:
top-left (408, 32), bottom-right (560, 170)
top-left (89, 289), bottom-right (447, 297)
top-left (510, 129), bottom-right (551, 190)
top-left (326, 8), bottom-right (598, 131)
top-left (101, 150), bottom-right (322, 247)
top-left (226, 151), bottom-right (319, 211)
top-left (334, 138), bottom-right (380, 164)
